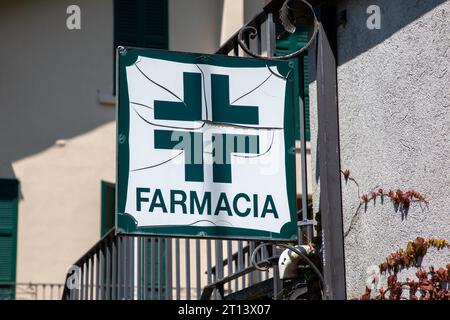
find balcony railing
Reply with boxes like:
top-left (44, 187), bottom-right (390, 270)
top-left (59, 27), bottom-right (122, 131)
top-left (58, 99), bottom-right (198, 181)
top-left (62, 228), bottom-right (287, 300)
top-left (0, 282), bottom-right (64, 300)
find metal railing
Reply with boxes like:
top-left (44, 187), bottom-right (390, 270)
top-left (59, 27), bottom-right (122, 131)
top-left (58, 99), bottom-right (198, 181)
top-left (62, 228), bottom-right (287, 300)
top-left (0, 282), bottom-right (64, 300)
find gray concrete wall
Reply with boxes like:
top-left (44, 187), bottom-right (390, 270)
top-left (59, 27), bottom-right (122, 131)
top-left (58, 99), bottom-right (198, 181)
top-left (310, 0), bottom-right (450, 298)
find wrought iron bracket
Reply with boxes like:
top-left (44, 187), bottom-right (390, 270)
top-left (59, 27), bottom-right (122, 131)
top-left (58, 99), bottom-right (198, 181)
top-left (237, 0), bottom-right (319, 60)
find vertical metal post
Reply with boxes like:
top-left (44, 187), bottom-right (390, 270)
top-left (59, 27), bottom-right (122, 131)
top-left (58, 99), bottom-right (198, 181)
top-left (215, 240), bottom-right (223, 282)
top-left (266, 12), bottom-right (276, 57)
top-left (90, 256), bottom-right (94, 300)
top-left (129, 237), bottom-right (135, 299)
top-left (166, 238), bottom-right (173, 300)
top-left (143, 238), bottom-right (149, 300)
top-left (112, 237), bottom-right (117, 300)
top-left (105, 239), bottom-right (111, 300)
top-left (133, 237), bottom-right (138, 300)
top-left (256, 24), bottom-right (262, 55)
top-left (84, 260), bottom-right (89, 300)
top-left (298, 54), bottom-right (313, 244)
top-left (158, 239), bottom-right (163, 300)
top-left (137, 237), bottom-right (142, 300)
top-left (150, 238), bottom-right (156, 300)
top-left (273, 263), bottom-right (280, 300)
top-left (79, 264), bottom-right (84, 300)
top-left (227, 241), bottom-right (233, 293)
top-left (118, 236), bottom-right (124, 300)
top-left (237, 241), bottom-right (244, 289)
top-left (272, 245), bottom-right (282, 299)
top-left (195, 239), bottom-right (201, 299)
top-left (233, 40), bottom-right (239, 56)
top-left (316, 4), bottom-right (347, 300)
top-left (175, 239), bottom-right (180, 300)
top-left (123, 237), bottom-right (127, 299)
top-left (96, 249), bottom-right (101, 300)
top-left (99, 244), bottom-right (105, 300)
top-left (248, 241), bottom-right (255, 286)
top-left (185, 239), bottom-right (191, 300)
top-left (206, 239), bottom-right (212, 285)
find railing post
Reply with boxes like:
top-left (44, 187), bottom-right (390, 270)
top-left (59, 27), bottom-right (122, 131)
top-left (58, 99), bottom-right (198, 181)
top-left (195, 239), bottom-right (201, 300)
top-left (185, 239), bottom-right (191, 300)
top-left (266, 12), bottom-right (276, 57)
top-left (316, 4), bottom-right (347, 300)
top-left (165, 238), bottom-right (173, 300)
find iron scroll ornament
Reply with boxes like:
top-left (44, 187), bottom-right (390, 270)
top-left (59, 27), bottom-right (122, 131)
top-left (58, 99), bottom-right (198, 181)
top-left (237, 0), bottom-right (319, 60)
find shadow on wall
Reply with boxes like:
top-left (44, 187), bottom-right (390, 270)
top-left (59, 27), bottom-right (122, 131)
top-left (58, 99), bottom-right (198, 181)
top-left (0, 0), bottom-right (115, 178)
top-left (337, 0), bottom-right (448, 65)
top-left (309, 0), bottom-right (447, 181)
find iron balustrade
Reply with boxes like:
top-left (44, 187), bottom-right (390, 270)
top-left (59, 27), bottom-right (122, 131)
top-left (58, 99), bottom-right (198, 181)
top-left (62, 228), bottom-right (284, 300)
top-left (0, 282), bottom-right (64, 300)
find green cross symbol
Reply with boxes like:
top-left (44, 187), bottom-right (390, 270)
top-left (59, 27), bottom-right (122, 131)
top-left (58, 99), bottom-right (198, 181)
top-left (154, 72), bottom-right (260, 183)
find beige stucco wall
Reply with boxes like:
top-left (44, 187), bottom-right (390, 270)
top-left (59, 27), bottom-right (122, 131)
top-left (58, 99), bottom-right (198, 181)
top-left (0, 0), bottom-right (115, 293)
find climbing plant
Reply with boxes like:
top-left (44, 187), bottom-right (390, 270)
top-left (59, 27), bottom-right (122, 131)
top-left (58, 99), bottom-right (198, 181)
top-left (341, 169), bottom-right (449, 300)
top-left (361, 237), bottom-right (449, 300)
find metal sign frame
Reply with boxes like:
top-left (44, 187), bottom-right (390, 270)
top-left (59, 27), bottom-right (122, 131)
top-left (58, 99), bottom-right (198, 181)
top-left (116, 47), bottom-right (298, 241)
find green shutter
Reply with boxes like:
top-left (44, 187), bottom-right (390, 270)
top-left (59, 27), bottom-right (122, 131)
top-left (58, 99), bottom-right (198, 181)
top-left (0, 179), bottom-right (19, 300)
top-left (276, 26), bottom-right (310, 141)
top-left (100, 181), bottom-right (115, 237)
top-left (113, 0), bottom-right (169, 93)
top-left (114, 0), bottom-right (168, 50)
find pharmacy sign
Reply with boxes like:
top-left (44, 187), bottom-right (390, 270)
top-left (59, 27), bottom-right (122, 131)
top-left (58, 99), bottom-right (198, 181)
top-left (116, 48), bottom-right (298, 241)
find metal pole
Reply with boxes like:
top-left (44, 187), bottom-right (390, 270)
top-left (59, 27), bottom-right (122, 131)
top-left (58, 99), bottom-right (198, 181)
top-left (185, 239), bottom-right (191, 300)
top-left (150, 238), bottom-right (156, 299)
top-left (266, 12), bottom-right (276, 57)
top-left (105, 239), bottom-right (111, 300)
top-left (238, 241), bottom-right (244, 289)
top-left (175, 239), bottom-right (180, 299)
top-left (316, 4), bottom-right (347, 299)
top-left (196, 239), bottom-right (201, 299)
top-left (165, 238), bottom-right (173, 300)
top-left (227, 241), bottom-right (233, 293)
top-left (112, 237), bottom-right (117, 300)
top-left (143, 238), bottom-right (149, 300)
top-left (158, 239), bottom-right (163, 300)
top-left (206, 239), bottom-right (212, 285)
top-left (137, 237), bottom-right (142, 300)
top-left (298, 54), bottom-right (313, 245)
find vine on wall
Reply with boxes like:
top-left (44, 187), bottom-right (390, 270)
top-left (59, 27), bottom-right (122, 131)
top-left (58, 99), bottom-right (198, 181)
top-left (341, 169), bottom-right (449, 300)
top-left (341, 169), bottom-right (428, 237)
top-left (362, 237), bottom-right (449, 300)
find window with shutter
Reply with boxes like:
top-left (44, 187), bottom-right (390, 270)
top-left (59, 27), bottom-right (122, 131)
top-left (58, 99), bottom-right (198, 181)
top-left (100, 181), bottom-right (115, 237)
top-left (114, 0), bottom-right (168, 50)
top-left (113, 0), bottom-right (169, 93)
top-left (275, 25), bottom-right (311, 141)
top-left (0, 179), bottom-right (19, 300)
